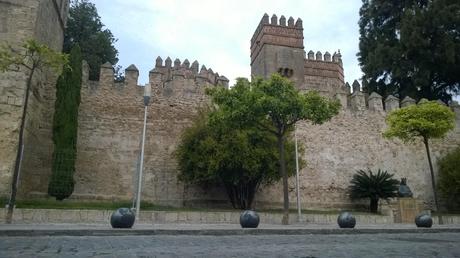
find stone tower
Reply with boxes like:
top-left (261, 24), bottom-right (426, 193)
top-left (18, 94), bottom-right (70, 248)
top-left (250, 14), bottom-right (305, 86)
top-left (251, 14), bottom-right (345, 98)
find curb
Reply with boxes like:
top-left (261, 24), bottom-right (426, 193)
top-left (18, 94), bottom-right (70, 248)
top-left (2, 228), bottom-right (460, 237)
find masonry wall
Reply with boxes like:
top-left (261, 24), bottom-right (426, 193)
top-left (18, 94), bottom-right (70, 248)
top-left (256, 104), bottom-right (460, 210)
top-left (5, 9), bottom-right (460, 213)
top-left (0, 0), bottom-right (68, 198)
top-left (67, 59), bottom-right (231, 206)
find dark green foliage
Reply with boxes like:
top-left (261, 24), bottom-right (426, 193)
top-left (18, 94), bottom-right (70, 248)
top-left (208, 74), bottom-right (340, 223)
top-left (349, 169), bottom-right (399, 213)
top-left (358, 0), bottom-right (460, 103)
top-left (438, 147), bottom-right (460, 211)
top-left (64, 0), bottom-right (118, 80)
top-left (176, 108), bottom-right (298, 209)
top-left (48, 45), bottom-right (82, 200)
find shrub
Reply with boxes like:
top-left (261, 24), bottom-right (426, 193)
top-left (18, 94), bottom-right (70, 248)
top-left (438, 147), bottom-right (460, 211)
top-left (349, 169), bottom-right (399, 213)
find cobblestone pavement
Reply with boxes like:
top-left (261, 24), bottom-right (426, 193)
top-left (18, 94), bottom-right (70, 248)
top-left (1, 232), bottom-right (459, 257)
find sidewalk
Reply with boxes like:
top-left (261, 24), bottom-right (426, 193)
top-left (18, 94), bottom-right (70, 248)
top-left (2, 222), bottom-right (460, 236)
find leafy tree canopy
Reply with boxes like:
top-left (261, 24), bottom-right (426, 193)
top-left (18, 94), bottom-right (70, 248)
top-left (208, 74), bottom-right (340, 223)
top-left (384, 100), bottom-right (455, 216)
top-left (358, 0), bottom-right (460, 103)
top-left (176, 107), bottom-right (298, 210)
top-left (0, 39), bottom-right (68, 74)
top-left (64, 0), bottom-right (118, 80)
top-left (208, 75), bottom-right (341, 137)
top-left (384, 101), bottom-right (455, 142)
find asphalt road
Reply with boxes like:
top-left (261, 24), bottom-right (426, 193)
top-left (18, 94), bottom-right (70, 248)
top-left (1, 232), bottom-right (459, 257)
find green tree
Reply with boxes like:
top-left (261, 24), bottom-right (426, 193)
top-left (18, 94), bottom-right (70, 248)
top-left (209, 75), bottom-right (340, 224)
top-left (176, 108), bottom-right (298, 209)
top-left (64, 0), bottom-right (118, 80)
top-left (438, 146), bottom-right (460, 211)
top-left (48, 45), bottom-right (82, 201)
top-left (349, 169), bottom-right (399, 213)
top-left (384, 101), bottom-right (455, 218)
top-left (358, 0), bottom-right (460, 103)
top-left (0, 39), bottom-right (68, 223)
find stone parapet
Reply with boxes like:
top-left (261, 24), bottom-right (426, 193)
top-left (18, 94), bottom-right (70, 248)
top-left (303, 56), bottom-right (344, 83)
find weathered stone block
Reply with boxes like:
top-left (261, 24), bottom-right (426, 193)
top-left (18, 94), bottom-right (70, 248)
top-left (368, 92), bottom-right (383, 111)
top-left (385, 95), bottom-right (400, 111)
top-left (350, 91), bottom-right (366, 111)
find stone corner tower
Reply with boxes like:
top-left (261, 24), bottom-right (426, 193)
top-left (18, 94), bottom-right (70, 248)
top-left (250, 13), bottom-right (305, 87)
top-left (250, 13), bottom-right (345, 97)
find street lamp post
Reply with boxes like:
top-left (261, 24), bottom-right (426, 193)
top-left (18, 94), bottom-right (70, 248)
top-left (134, 84), bottom-right (151, 219)
top-left (294, 124), bottom-right (301, 222)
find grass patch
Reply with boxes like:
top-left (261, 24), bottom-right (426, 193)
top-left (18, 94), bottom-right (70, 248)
top-left (0, 198), bottom-right (381, 215)
top-left (2, 197), bottom-right (459, 216)
top-left (4, 199), bottom-right (233, 212)
top-left (258, 208), bottom-right (380, 215)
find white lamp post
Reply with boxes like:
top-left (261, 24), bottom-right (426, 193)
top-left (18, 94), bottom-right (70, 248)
top-left (294, 124), bottom-right (301, 222)
top-left (134, 84), bottom-right (151, 219)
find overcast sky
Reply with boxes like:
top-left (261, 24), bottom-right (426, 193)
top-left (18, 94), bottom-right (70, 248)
top-left (95, 0), bottom-right (363, 86)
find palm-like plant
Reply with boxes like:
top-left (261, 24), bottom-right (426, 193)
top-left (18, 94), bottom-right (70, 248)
top-left (349, 169), bottom-right (399, 213)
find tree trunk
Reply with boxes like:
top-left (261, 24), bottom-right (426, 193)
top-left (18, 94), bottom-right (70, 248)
top-left (224, 180), bottom-right (259, 210)
top-left (423, 137), bottom-right (443, 224)
top-left (278, 134), bottom-right (289, 225)
top-left (6, 68), bottom-right (35, 224)
top-left (370, 198), bottom-right (379, 213)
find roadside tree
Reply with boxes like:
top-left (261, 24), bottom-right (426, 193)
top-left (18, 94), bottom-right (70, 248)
top-left (384, 101), bottom-right (455, 220)
top-left (0, 39), bottom-right (68, 223)
top-left (209, 75), bottom-right (340, 224)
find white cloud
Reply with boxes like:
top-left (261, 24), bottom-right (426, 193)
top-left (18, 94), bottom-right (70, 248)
top-left (96, 0), bottom-right (363, 85)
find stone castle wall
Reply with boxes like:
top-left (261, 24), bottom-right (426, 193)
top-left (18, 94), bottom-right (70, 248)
top-left (2, 9), bottom-right (459, 212)
top-left (50, 58), bottom-right (230, 206)
top-left (20, 58), bottom-right (460, 210)
top-left (0, 0), bottom-right (68, 197)
top-left (257, 93), bottom-right (460, 210)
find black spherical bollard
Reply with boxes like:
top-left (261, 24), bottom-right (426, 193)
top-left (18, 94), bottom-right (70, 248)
top-left (415, 213), bottom-right (433, 228)
top-left (337, 212), bottom-right (356, 228)
top-left (110, 208), bottom-right (136, 228)
top-left (240, 210), bottom-right (260, 228)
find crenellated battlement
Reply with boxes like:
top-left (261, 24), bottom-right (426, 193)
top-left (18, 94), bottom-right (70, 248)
top-left (80, 57), bottom-right (229, 103)
top-left (334, 79), bottom-right (460, 114)
top-left (306, 50), bottom-right (342, 64)
top-left (83, 61), bottom-right (142, 92)
top-left (150, 56), bottom-right (229, 88)
top-left (250, 13), bottom-right (304, 65)
top-left (303, 49), bottom-right (344, 94)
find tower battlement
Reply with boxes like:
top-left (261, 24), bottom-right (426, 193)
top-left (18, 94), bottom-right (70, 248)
top-left (303, 50), bottom-right (344, 95)
top-left (150, 56), bottom-right (229, 87)
top-left (250, 13), bottom-right (304, 65)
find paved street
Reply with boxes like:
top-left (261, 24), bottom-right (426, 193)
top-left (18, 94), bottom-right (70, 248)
top-left (1, 232), bottom-right (459, 257)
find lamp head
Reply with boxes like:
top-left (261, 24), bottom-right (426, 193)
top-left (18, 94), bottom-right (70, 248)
top-left (143, 84), bottom-right (151, 105)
